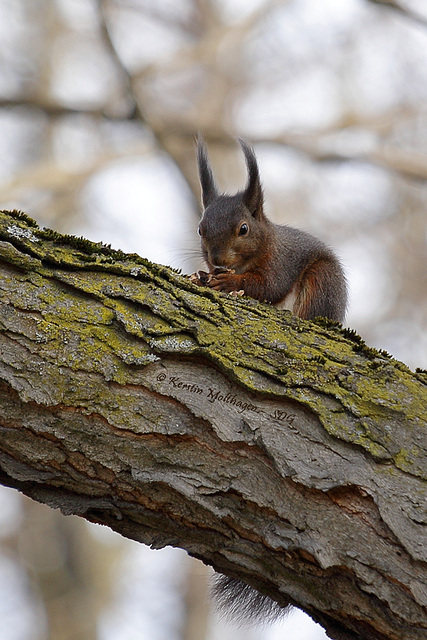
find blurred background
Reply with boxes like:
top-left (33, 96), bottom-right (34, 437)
top-left (0, 0), bottom-right (426, 638)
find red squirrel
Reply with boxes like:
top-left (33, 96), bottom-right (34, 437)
top-left (196, 138), bottom-right (348, 623)
top-left (196, 137), bottom-right (347, 322)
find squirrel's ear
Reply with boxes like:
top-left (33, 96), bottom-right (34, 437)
top-left (239, 139), bottom-right (264, 217)
top-left (197, 135), bottom-right (218, 209)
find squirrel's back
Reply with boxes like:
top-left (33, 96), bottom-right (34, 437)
top-left (273, 224), bottom-right (347, 321)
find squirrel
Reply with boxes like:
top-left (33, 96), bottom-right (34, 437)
top-left (194, 137), bottom-right (348, 623)
top-left (195, 137), bottom-right (347, 323)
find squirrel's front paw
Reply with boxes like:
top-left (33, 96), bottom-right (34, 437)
top-left (209, 270), bottom-right (244, 295)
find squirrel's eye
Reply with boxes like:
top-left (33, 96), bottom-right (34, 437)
top-left (238, 223), bottom-right (249, 236)
top-left (197, 225), bottom-right (202, 236)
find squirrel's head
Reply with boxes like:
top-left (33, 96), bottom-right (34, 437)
top-left (197, 137), bottom-right (269, 272)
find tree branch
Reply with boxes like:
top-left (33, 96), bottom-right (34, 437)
top-left (0, 210), bottom-right (425, 640)
top-left (366, 0), bottom-right (427, 30)
top-left (0, 97), bottom-right (139, 120)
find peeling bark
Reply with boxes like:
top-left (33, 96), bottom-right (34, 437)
top-left (0, 210), bottom-right (426, 640)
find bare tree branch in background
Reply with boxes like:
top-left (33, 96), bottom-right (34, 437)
top-left (0, 98), bottom-right (137, 120)
top-left (96, 0), bottom-right (144, 122)
top-left (95, 0), bottom-right (202, 201)
top-left (366, 0), bottom-right (427, 29)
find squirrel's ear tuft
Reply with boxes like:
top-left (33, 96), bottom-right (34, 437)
top-left (197, 135), bottom-right (218, 209)
top-left (239, 139), bottom-right (264, 218)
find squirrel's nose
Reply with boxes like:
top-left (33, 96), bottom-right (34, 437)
top-left (208, 249), bottom-right (224, 267)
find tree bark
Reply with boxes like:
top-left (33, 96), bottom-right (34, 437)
top-left (0, 209), bottom-right (426, 640)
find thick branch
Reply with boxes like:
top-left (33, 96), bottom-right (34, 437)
top-left (0, 210), bottom-right (425, 640)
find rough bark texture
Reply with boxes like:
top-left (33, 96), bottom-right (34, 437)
top-left (0, 209), bottom-right (426, 640)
